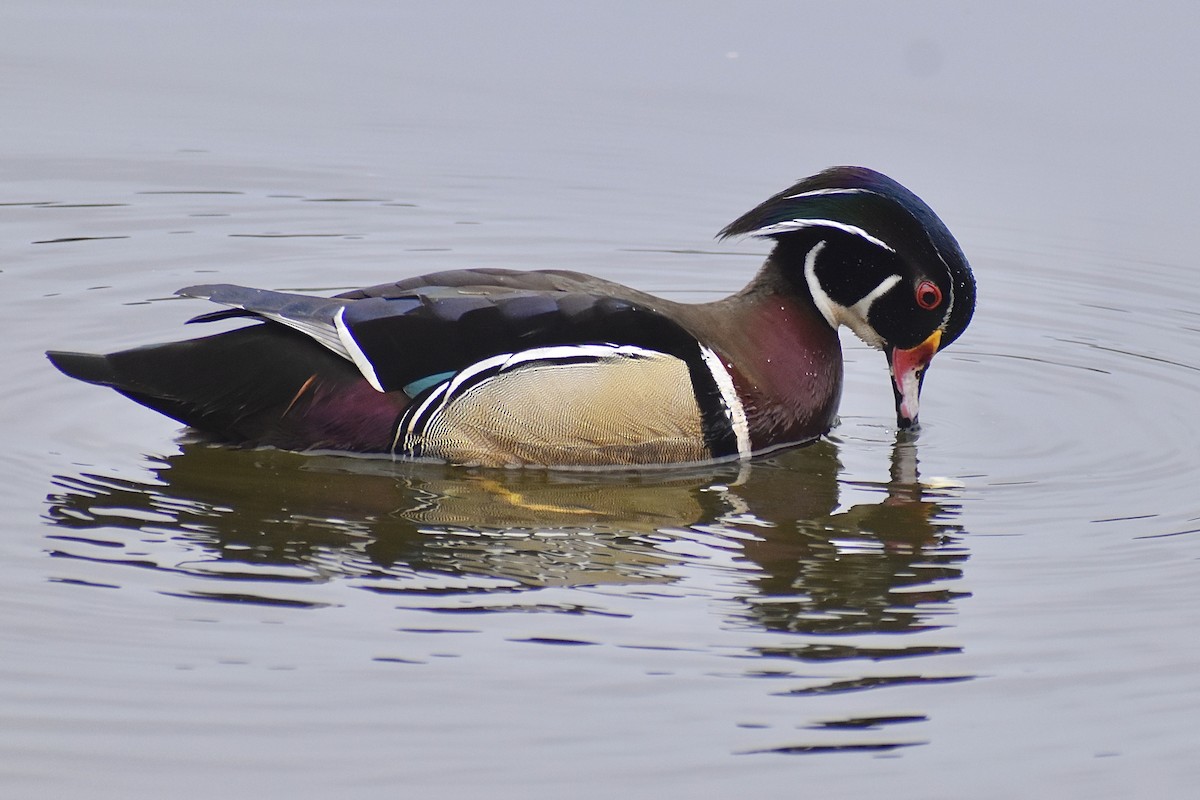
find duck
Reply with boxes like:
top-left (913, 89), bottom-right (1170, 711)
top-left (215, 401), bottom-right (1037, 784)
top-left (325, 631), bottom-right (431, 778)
top-left (46, 166), bottom-right (975, 467)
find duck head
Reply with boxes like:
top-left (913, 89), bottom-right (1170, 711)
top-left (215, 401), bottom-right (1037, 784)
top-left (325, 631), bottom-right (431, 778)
top-left (721, 166), bottom-right (976, 430)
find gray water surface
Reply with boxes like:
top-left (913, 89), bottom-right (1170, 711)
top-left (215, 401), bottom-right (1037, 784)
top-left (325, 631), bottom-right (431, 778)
top-left (5, 3), bottom-right (1200, 798)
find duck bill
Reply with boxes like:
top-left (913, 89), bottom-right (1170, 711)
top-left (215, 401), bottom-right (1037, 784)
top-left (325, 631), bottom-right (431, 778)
top-left (888, 329), bottom-right (942, 430)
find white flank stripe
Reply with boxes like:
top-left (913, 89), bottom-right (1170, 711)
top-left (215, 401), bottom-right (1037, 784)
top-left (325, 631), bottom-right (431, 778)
top-left (699, 345), bottom-right (752, 460)
top-left (749, 218), bottom-right (895, 252)
top-left (334, 306), bottom-right (385, 393)
top-left (442, 352), bottom-right (517, 398)
top-left (415, 344), bottom-right (665, 433)
top-left (395, 381), bottom-right (449, 450)
top-left (503, 343), bottom-right (659, 369)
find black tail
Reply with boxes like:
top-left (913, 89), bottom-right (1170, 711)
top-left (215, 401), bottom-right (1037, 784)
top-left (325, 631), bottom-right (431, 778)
top-left (47, 325), bottom-right (405, 451)
top-left (46, 350), bottom-right (122, 386)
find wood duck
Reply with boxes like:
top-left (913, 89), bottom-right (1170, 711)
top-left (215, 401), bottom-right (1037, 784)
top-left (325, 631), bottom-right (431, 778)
top-left (47, 166), bottom-right (975, 467)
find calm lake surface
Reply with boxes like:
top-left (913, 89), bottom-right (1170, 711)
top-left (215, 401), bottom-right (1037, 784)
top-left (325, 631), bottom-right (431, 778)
top-left (5, 2), bottom-right (1200, 797)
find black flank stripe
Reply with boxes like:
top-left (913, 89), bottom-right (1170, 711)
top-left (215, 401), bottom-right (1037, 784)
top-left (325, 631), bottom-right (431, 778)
top-left (684, 345), bottom-right (739, 459)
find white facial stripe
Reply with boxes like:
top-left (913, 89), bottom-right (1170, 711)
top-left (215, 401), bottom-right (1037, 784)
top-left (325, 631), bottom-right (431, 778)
top-left (749, 218), bottom-right (895, 252)
top-left (942, 274), bottom-right (955, 327)
top-left (852, 274), bottom-right (903, 317)
top-left (699, 345), bottom-right (751, 460)
top-left (803, 239), bottom-right (901, 350)
top-left (803, 240), bottom-right (839, 330)
top-left (783, 187), bottom-right (877, 200)
top-left (335, 306), bottom-right (385, 392)
top-left (842, 274), bottom-right (902, 349)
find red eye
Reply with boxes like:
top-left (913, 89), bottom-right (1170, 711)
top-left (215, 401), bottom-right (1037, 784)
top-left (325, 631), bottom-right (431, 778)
top-left (915, 280), bottom-right (942, 310)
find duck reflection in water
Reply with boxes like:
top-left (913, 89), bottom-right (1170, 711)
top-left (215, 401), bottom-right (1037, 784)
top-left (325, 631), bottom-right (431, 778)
top-left (45, 433), bottom-right (965, 639)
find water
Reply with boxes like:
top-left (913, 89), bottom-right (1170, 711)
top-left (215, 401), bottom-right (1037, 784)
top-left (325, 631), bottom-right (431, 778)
top-left (5, 2), bottom-right (1200, 797)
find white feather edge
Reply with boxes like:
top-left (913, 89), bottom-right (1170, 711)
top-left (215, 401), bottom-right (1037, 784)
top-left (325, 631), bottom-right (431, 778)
top-left (218, 300), bottom-right (386, 393)
top-left (238, 306), bottom-right (350, 361)
top-left (334, 306), bottom-right (385, 392)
